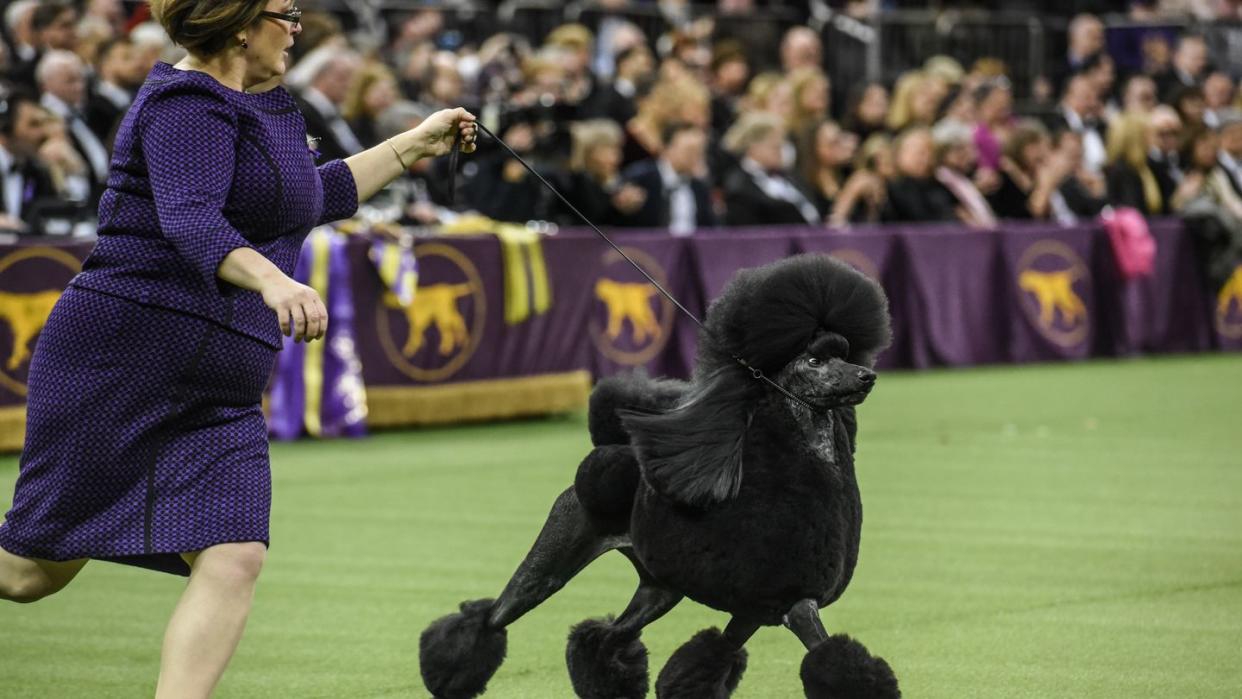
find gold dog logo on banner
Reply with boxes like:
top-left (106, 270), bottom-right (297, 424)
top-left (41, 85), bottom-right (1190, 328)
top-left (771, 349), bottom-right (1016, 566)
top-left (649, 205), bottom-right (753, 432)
top-left (591, 248), bottom-right (675, 365)
top-left (0, 247), bottom-right (82, 397)
top-left (1016, 240), bottom-right (1090, 348)
top-left (377, 243), bottom-right (485, 382)
top-left (1216, 264), bottom-right (1242, 339)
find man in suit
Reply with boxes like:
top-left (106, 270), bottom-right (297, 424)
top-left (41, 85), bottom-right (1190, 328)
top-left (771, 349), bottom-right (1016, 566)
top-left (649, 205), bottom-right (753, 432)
top-left (1158, 34), bottom-right (1209, 105)
top-left (720, 111), bottom-right (821, 226)
top-left (619, 122), bottom-right (716, 235)
top-left (1216, 110), bottom-right (1242, 199)
top-left (10, 1), bottom-right (77, 93)
top-left (85, 37), bottom-right (143, 146)
top-left (37, 50), bottom-right (109, 208)
top-left (292, 47), bottom-right (364, 162)
top-left (1044, 74), bottom-right (1108, 175)
top-left (1147, 106), bottom-right (1184, 207)
top-left (0, 91), bottom-right (57, 233)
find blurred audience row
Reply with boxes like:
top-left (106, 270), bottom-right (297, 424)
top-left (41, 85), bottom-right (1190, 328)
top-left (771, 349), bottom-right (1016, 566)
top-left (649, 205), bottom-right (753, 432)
top-left (3, 1), bottom-right (1242, 237)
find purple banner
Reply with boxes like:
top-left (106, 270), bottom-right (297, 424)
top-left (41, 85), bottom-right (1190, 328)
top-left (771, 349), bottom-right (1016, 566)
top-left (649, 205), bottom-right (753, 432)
top-left (999, 223), bottom-right (1098, 363)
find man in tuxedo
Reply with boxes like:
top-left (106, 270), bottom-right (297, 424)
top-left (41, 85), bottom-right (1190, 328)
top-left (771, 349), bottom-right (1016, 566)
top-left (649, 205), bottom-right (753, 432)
top-left (1045, 74), bottom-right (1107, 175)
top-left (721, 111), bottom-right (821, 226)
top-left (37, 50), bottom-right (109, 204)
top-left (0, 91), bottom-right (56, 233)
top-left (293, 47), bottom-right (365, 162)
top-left (85, 37), bottom-right (143, 146)
top-left (619, 122), bottom-right (716, 235)
top-left (1050, 13), bottom-right (1104, 95)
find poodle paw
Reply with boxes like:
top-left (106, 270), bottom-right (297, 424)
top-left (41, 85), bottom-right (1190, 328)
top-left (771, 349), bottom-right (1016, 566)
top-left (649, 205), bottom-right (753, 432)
top-left (419, 599), bottom-right (507, 699)
top-left (800, 634), bottom-right (900, 699)
top-left (655, 627), bottom-right (748, 699)
top-left (566, 617), bottom-right (649, 699)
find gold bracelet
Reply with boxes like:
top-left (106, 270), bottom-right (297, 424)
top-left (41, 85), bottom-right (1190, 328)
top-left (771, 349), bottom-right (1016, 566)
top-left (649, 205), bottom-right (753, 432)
top-left (385, 138), bottom-right (411, 170)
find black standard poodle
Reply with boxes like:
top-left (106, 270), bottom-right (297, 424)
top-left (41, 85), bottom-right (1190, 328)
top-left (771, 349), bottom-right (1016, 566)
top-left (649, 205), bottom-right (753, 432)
top-left (418, 254), bottom-right (899, 699)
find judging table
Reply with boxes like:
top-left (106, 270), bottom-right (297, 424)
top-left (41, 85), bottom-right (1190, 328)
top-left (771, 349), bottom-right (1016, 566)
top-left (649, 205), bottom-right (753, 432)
top-left (0, 218), bottom-right (1237, 449)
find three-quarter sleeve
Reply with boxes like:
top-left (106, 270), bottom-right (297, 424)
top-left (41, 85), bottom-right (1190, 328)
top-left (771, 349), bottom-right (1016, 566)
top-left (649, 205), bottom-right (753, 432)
top-left (141, 88), bottom-right (253, 293)
top-left (317, 160), bottom-right (359, 225)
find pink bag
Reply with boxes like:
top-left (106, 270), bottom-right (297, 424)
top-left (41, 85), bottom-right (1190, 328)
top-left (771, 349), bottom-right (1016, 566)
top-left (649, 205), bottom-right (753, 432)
top-left (1100, 207), bottom-right (1156, 280)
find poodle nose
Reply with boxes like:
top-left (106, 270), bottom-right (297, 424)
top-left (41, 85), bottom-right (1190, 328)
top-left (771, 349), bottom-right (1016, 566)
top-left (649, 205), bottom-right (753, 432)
top-left (856, 369), bottom-right (876, 386)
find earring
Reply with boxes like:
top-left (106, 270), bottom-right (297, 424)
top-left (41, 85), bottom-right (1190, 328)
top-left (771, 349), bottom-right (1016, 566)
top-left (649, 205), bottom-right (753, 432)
top-left (241, 39), bottom-right (249, 49)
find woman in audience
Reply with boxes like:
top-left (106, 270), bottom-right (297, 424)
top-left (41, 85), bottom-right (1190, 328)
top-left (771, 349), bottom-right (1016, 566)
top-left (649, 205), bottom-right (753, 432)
top-left (884, 126), bottom-right (957, 222)
top-left (989, 119), bottom-right (1066, 220)
top-left (342, 62), bottom-right (401, 150)
top-left (831, 133), bottom-right (894, 226)
top-left (798, 119), bottom-right (858, 216)
top-left (842, 81), bottom-right (890, 142)
top-left (973, 77), bottom-right (1014, 173)
top-left (555, 119), bottom-right (646, 226)
top-left (1104, 112), bottom-right (1169, 216)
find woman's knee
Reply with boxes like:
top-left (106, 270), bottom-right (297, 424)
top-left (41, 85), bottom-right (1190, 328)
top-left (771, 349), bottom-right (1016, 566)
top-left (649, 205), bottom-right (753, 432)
top-left (0, 572), bottom-right (55, 603)
top-left (193, 542), bottom-right (267, 587)
top-left (0, 553), bottom-right (83, 604)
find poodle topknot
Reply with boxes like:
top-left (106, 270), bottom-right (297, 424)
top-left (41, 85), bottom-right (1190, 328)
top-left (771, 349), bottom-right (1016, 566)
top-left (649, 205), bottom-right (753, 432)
top-left (699, 254), bottom-right (893, 377)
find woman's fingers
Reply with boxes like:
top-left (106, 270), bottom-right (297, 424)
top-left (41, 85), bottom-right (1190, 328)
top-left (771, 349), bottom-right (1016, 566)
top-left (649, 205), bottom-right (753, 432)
top-left (290, 302), bottom-right (308, 342)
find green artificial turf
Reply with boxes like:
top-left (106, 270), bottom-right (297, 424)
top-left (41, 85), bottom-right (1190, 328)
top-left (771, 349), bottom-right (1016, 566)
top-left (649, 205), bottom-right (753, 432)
top-left (2, 355), bottom-right (1241, 698)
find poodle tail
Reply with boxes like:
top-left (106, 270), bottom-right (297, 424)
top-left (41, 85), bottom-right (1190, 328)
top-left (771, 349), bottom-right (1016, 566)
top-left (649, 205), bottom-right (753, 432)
top-left (588, 373), bottom-right (689, 446)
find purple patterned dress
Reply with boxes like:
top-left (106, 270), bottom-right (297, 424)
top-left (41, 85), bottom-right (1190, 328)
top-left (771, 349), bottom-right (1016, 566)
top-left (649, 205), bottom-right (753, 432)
top-left (0, 62), bottom-right (358, 575)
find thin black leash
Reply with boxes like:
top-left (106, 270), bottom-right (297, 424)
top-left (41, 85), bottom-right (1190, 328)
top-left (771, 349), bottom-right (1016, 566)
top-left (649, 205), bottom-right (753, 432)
top-left (447, 123), bottom-right (818, 413)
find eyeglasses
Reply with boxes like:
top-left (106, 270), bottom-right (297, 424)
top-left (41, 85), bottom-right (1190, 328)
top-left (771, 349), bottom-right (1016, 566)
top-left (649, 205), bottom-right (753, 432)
top-left (260, 7), bottom-right (302, 27)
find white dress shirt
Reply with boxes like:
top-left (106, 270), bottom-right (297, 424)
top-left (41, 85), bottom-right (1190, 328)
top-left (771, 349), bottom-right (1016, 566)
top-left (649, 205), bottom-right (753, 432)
top-left (658, 158), bottom-right (697, 237)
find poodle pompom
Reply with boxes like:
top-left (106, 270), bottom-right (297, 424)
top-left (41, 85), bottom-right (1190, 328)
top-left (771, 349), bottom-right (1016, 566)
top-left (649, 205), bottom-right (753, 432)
top-left (700, 254), bottom-right (892, 375)
top-left (800, 634), bottom-right (900, 699)
top-left (419, 599), bottom-right (507, 699)
top-left (655, 628), bottom-right (748, 699)
top-left (565, 617), bottom-right (650, 699)
top-left (589, 373), bottom-right (689, 446)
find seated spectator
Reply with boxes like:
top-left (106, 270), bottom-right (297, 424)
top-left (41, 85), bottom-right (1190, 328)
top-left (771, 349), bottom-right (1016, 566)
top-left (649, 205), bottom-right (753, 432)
top-left (4, 2), bottom-right (39, 72)
top-left (1052, 13), bottom-right (1105, 94)
top-left (721, 111), bottom-right (821, 226)
top-left (619, 121), bottom-right (716, 234)
top-left (10, 1), bottom-right (77, 92)
top-left (887, 71), bottom-right (947, 133)
top-left (973, 77), bottom-right (1014, 173)
top-left (883, 127), bottom-right (957, 223)
top-left (1158, 34), bottom-right (1209, 104)
top-left (798, 120), bottom-right (858, 216)
top-left (0, 91), bottom-right (58, 233)
top-left (290, 47), bottom-right (366, 162)
top-left (706, 40), bottom-right (749, 136)
top-left (586, 43), bottom-right (655, 125)
top-left (1175, 126), bottom-right (1242, 289)
top-left (788, 67), bottom-right (831, 153)
top-left (1148, 106), bottom-right (1185, 205)
top-left (932, 120), bottom-right (997, 228)
top-left (623, 75), bottom-right (709, 169)
top-left (1049, 130), bottom-right (1107, 223)
top-left (1046, 74), bottom-right (1107, 174)
top-left (1172, 85), bottom-right (1208, 142)
top-left (1120, 74), bottom-right (1158, 116)
top-left (373, 102), bottom-right (455, 226)
top-left (460, 114), bottom-right (552, 224)
top-left (342, 62), bottom-right (401, 150)
top-left (1215, 109), bottom-right (1242, 199)
top-left (85, 36), bottom-right (144, 146)
top-left (842, 82), bottom-right (890, 143)
top-left (552, 119), bottom-right (646, 227)
top-left (990, 119), bottom-right (1062, 220)
top-left (1202, 71), bottom-right (1236, 129)
top-left (37, 50), bottom-right (109, 200)
top-left (831, 134), bottom-right (893, 226)
top-left (1105, 112), bottom-right (1171, 216)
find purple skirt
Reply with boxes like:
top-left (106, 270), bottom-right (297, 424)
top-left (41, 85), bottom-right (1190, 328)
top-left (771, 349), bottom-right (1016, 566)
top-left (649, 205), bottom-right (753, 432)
top-left (0, 286), bottom-right (276, 576)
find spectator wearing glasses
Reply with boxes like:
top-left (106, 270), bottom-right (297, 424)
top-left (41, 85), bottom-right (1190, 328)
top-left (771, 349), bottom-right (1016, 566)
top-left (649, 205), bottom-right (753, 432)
top-left (0, 5), bottom-right (479, 699)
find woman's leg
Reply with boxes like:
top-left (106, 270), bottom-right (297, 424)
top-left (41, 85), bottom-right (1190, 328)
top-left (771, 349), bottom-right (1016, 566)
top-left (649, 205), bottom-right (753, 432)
top-left (0, 547), bottom-right (87, 603)
top-left (155, 542), bottom-right (267, 699)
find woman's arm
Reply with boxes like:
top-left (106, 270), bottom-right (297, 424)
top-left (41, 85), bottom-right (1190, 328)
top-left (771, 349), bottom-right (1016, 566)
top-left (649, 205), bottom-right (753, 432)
top-left (344, 107), bottom-right (477, 203)
top-left (217, 247), bottom-right (327, 343)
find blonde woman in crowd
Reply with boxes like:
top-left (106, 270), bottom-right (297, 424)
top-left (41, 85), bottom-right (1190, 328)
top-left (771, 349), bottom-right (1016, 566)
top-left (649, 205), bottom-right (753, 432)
top-left (831, 133), bottom-right (895, 225)
top-left (342, 61), bottom-right (401, 149)
top-left (556, 118), bottom-right (647, 225)
top-left (1105, 111), bottom-right (1168, 215)
top-left (623, 75), bottom-right (710, 167)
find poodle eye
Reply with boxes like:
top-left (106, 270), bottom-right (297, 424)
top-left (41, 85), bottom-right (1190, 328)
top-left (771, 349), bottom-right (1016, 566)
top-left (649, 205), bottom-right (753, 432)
top-left (807, 357), bottom-right (822, 367)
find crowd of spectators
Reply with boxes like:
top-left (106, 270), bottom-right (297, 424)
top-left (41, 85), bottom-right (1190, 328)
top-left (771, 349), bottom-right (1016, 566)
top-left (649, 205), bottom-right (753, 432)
top-left (2, 1), bottom-right (1242, 241)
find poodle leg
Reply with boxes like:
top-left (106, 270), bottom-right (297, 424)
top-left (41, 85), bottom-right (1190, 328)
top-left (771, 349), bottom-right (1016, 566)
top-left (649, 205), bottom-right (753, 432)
top-left (654, 616), bottom-right (759, 699)
top-left (420, 487), bottom-right (618, 698)
top-left (566, 549), bottom-right (683, 699)
top-left (785, 599), bottom-right (900, 699)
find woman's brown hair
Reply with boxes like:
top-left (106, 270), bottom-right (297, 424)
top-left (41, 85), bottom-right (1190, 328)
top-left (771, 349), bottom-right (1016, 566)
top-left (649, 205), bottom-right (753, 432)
top-left (148, 0), bottom-right (268, 58)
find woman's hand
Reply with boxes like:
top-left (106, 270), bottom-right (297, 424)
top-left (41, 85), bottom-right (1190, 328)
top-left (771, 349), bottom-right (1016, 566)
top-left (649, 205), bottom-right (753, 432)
top-left (259, 274), bottom-right (328, 342)
top-left (412, 108), bottom-right (478, 158)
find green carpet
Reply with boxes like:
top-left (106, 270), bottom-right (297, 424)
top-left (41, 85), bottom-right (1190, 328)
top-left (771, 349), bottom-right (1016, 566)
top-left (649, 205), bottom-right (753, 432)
top-left (2, 355), bottom-right (1241, 698)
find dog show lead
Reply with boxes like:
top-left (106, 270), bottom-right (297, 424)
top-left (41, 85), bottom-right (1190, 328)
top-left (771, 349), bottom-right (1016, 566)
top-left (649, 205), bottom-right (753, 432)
top-left (0, 1), bottom-right (475, 696)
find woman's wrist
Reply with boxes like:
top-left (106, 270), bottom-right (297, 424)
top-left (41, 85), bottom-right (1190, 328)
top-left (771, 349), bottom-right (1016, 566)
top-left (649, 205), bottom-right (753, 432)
top-left (388, 131), bottom-right (425, 166)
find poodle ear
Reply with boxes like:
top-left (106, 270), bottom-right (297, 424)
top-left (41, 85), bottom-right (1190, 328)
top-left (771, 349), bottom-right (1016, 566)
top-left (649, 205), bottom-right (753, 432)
top-left (620, 370), bottom-right (754, 509)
